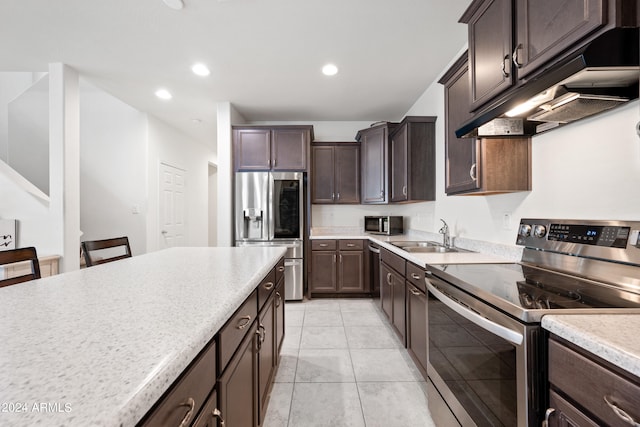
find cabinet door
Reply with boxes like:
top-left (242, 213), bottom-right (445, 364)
top-left (515, 0), bottom-right (605, 79)
top-left (192, 390), bottom-right (222, 427)
top-left (391, 273), bottom-right (406, 345)
top-left (271, 128), bottom-right (308, 171)
top-left (257, 298), bottom-right (276, 425)
top-left (338, 251), bottom-right (364, 292)
top-left (390, 124), bottom-right (408, 202)
top-left (380, 262), bottom-right (394, 322)
top-left (466, 0), bottom-right (513, 111)
top-left (407, 284), bottom-right (427, 377)
top-left (234, 129), bottom-right (271, 171)
top-left (443, 55), bottom-right (481, 194)
top-left (275, 278), bottom-right (285, 356)
top-left (311, 145), bottom-right (335, 203)
top-left (334, 145), bottom-right (360, 204)
top-left (309, 251), bottom-right (337, 292)
top-left (360, 126), bottom-right (388, 204)
top-left (218, 322), bottom-right (257, 427)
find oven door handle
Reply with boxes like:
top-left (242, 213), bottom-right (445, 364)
top-left (427, 281), bottom-right (524, 346)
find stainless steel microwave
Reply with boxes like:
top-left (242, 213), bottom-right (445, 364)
top-left (364, 216), bottom-right (403, 235)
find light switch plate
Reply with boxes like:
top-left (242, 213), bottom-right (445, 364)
top-left (0, 219), bottom-right (17, 250)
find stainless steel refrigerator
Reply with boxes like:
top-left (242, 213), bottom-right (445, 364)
top-left (234, 171), bottom-right (304, 300)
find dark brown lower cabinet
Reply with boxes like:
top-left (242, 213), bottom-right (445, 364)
top-left (406, 283), bottom-right (427, 377)
top-left (547, 336), bottom-right (640, 427)
top-left (380, 261), bottom-right (406, 345)
top-left (309, 240), bottom-right (367, 296)
top-left (217, 321), bottom-right (258, 427)
top-left (275, 278), bottom-right (285, 357)
top-left (257, 295), bottom-right (276, 425)
top-left (192, 390), bottom-right (221, 427)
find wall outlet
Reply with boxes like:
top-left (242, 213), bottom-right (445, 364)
top-left (502, 213), bottom-right (512, 230)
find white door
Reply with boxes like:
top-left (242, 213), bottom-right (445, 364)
top-left (159, 163), bottom-right (186, 249)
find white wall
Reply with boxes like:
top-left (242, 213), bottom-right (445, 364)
top-left (79, 80), bottom-right (148, 256)
top-left (0, 72), bottom-right (39, 161)
top-left (147, 115), bottom-right (214, 251)
top-left (208, 163), bottom-right (218, 246)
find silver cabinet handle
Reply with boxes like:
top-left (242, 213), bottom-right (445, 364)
top-left (277, 266), bottom-right (285, 272)
top-left (178, 397), bottom-right (195, 427)
top-left (236, 315), bottom-right (252, 330)
top-left (427, 281), bottom-right (523, 345)
top-left (333, 254), bottom-right (337, 263)
top-left (541, 408), bottom-right (555, 427)
top-left (409, 287), bottom-right (421, 296)
top-left (263, 281), bottom-right (274, 290)
top-left (212, 408), bottom-right (226, 427)
top-left (410, 273), bottom-right (421, 280)
top-left (386, 272), bottom-right (393, 285)
top-left (332, 192), bottom-right (335, 201)
top-left (512, 43), bottom-right (522, 68)
top-left (275, 291), bottom-right (282, 307)
top-left (402, 185), bottom-right (407, 196)
top-left (339, 254), bottom-right (343, 263)
top-left (319, 243), bottom-right (329, 247)
top-left (337, 192), bottom-right (340, 201)
top-left (469, 163), bottom-right (477, 181)
top-left (501, 54), bottom-right (510, 78)
top-left (604, 396), bottom-right (640, 426)
top-left (346, 243), bottom-right (355, 247)
top-left (258, 324), bottom-right (266, 343)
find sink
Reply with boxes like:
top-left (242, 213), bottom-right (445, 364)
top-left (389, 241), bottom-right (461, 253)
top-left (403, 246), bottom-right (459, 253)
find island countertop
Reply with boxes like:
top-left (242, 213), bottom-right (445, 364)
top-left (0, 246), bottom-right (286, 427)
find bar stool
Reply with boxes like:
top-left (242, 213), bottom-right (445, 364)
top-left (81, 237), bottom-right (132, 267)
top-left (0, 247), bottom-right (41, 288)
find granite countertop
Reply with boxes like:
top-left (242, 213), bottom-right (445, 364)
top-left (310, 227), bottom-right (518, 265)
top-left (0, 246), bottom-right (286, 427)
top-left (542, 315), bottom-right (640, 378)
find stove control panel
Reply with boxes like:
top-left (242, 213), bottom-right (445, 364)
top-left (547, 223), bottom-right (629, 248)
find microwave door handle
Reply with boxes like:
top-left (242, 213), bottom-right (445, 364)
top-left (426, 281), bottom-right (523, 346)
top-left (379, 217), bottom-right (384, 232)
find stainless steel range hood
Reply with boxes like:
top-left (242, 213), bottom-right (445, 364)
top-left (456, 28), bottom-right (640, 138)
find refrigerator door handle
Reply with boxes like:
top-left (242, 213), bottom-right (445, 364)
top-left (267, 172), bottom-right (275, 240)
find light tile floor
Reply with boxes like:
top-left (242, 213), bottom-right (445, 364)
top-left (263, 298), bottom-right (437, 427)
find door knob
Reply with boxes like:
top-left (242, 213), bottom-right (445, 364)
top-left (161, 230), bottom-right (168, 235)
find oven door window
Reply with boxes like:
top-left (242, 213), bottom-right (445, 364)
top-left (429, 293), bottom-right (517, 426)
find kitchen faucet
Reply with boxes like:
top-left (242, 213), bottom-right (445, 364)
top-left (439, 219), bottom-right (451, 248)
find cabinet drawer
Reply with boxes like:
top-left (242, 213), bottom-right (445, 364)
top-left (257, 268), bottom-right (276, 312)
top-left (139, 341), bottom-right (216, 427)
top-left (218, 290), bottom-right (258, 372)
top-left (339, 240), bottom-right (364, 251)
top-left (311, 240), bottom-right (337, 250)
top-left (380, 248), bottom-right (406, 276)
top-left (406, 262), bottom-right (425, 292)
top-left (548, 338), bottom-right (640, 426)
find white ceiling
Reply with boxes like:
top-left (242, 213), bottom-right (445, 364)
top-left (0, 0), bottom-right (470, 150)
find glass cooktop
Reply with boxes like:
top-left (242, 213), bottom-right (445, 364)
top-left (431, 263), bottom-right (640, 321)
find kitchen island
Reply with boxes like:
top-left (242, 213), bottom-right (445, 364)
top-left (0, 246), bottom-right (286, 427)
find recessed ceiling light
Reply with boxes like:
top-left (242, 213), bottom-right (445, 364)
top-left (162, 0), bottom-right (184, 10)
top-left (191, 118), bottom-right (202, 124)
top-left (322, 64), bottom-right (339, 76)
top-left (192, 63), bottom-right (210, 77)
top-left (155, 88), bottom-right (172, 100)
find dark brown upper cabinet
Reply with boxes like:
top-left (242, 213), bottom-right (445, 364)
top-left (357, 123), bottom-right (394, 204)
top-left (233, 125), bottom-right (313, 171)
top-left (357, 117), bottom-right (435, 205)
top-left (440, 52), bottom-right (531, 195)
top-left (463, 0), bottom-right (514, 112)
top-left (460, 0), bottom-right (638, 112)
top-left (389, 117), bottom-right (436, 203)
top-left (311, 143), bottom-right (360, 204)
